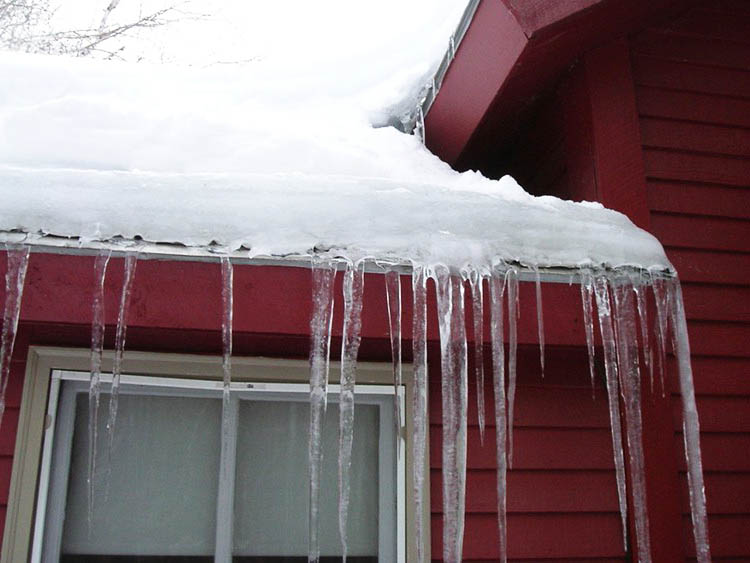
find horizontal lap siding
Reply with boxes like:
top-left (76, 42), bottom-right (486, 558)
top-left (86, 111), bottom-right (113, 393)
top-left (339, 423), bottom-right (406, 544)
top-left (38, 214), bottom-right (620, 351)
top-left (429, 348), bottom-right (626, 561)
top-left (631, 4), bottom-right (750, 558)
top-left (0, 334), bottom-right (30, 548)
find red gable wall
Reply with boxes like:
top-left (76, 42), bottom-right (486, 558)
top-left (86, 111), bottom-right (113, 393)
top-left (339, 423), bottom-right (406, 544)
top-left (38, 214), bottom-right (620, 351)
top-left (443, 0), bottom-right (750, 560)
top-left (630, 3), bottom-right (750, 558)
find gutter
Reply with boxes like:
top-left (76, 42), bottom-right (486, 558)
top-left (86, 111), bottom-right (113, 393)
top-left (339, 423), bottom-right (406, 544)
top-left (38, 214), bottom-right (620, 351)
top-left (409, 0), bottom-right (482, 141)
top-left (0, 231), bottom-right (673, 282)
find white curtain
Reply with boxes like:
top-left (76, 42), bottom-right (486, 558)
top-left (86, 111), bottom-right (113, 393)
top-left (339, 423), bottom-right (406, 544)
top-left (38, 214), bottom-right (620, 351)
top-left (62, 393), bottom-right (222, 556)
top-left (232, 399), bottom-right (380, 557)
top-left (60, 392), bottom-right (380, 558)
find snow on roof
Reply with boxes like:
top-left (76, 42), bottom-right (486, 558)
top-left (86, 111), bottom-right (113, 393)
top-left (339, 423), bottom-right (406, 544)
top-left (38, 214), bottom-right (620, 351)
top-left (0, 51), bottom-right (670, 271)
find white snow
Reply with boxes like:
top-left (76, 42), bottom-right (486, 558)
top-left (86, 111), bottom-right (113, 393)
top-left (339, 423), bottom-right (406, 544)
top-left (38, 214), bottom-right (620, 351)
top-left (0, 5), bottom-right (711, 559)
top-left (1, 21), bottom-right (670, 271)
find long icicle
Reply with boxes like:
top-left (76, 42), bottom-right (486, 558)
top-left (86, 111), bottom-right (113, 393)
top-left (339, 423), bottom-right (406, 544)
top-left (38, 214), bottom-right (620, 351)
top-left (505, 268), bottom-right (519, 468)
top-left (652, 275), bottom-right (670, 397)
top-left (105, 251), bottom-right (138, 463)
top-left (490, 268), bottom-right (508, 563)
top-left (469, 269), bottom-right (486, 444)
top-left (613, 278), bottom-right (651, 563)
top-left (308, 257), bottom-right (337, 563)
top-left (593, 275), bottom-right (628, 551)
top-left (385, 268), bottom-right (403, 459)
top-left (452, 271), bottom-right (468, 563)
top-left (0, 245), bottom-right (30, 428)
top-left (88, 249), bottom-right (111, 527)
top-left (534, 267), bottom-right (545, 378)
top-left (580, 272), bottom-right (597, 395)
top-left (411, 264), bottom-right (429, 563)
top-left (338, 260), bottom-right (365, 562)
top-left (216, 256), bottom-right (234, 558)
top-left (221, 256), bottom-right (233, 404)
top-left (633, 272), bottom-right (653, 394)
top-left (668, 278), bottom-right (711, 563)
top-left (434, 265), bottom-right (468, 563)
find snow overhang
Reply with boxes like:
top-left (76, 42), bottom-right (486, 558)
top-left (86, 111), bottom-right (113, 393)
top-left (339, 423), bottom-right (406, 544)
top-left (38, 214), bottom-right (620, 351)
top-left (0, 52), bottom-right (672, 276)
top-left (0, 164), bottom-right (672, 275)
top-left (420, 0), bottom-right (697, 170)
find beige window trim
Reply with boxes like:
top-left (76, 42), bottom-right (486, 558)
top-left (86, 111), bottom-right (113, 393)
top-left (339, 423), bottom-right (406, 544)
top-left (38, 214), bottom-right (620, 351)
top-left (2, 346), bottom-right (429, 562)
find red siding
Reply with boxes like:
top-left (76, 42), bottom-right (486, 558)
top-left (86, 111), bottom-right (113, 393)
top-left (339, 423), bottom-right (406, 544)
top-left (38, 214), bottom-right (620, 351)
top-left (0, 252), bottom-right (603, 560)
top-left (430, 347), bottom-right (627, 561)
top-left (1, 4), bottom-right (747, 562)
top-left (631, 3), bottom-right (750, 558)
top-left (0, 333), bottom-right (31, 536)
top-left (454, 2), bottom-right (750, 559)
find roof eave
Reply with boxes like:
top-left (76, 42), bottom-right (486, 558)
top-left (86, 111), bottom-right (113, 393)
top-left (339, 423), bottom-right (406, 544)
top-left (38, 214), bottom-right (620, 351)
top-left (420, 0), bottom-right (699, 170)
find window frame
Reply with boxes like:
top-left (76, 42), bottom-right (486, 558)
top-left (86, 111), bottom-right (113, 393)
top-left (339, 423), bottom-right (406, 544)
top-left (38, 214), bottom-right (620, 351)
top-left (2, 347), bottom-right (429, 563)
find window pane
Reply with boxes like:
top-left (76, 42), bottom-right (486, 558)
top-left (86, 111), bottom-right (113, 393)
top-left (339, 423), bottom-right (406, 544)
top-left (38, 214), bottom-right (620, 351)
top-left (60, 557), bottom-right (212, 562)
top-left (61, 391), bottom-right (222, 558)
top-left (232, 399), bottom-right (380, 558)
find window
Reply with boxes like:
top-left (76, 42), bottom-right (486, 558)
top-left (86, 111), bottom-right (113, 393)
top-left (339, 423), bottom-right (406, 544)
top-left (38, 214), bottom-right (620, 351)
top-left (3, 349), bottom-right (420, 563)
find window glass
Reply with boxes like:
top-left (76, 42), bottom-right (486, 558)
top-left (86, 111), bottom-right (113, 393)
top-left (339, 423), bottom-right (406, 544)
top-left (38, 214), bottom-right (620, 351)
top-left (42, 376), bottom-right (395, 563)
top-left (232, 399), bottom-right (379, 559)
top-left (61, 392), bottom-right (222, 559)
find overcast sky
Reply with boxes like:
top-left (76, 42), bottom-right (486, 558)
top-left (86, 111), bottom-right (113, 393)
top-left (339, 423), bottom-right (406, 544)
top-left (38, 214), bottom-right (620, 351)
top-left (49, 0), bottom-right (468, 69)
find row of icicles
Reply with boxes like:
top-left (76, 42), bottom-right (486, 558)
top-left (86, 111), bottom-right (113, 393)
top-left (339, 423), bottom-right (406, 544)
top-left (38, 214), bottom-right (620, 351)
top-left (0, 245), bottom-right (710, 563)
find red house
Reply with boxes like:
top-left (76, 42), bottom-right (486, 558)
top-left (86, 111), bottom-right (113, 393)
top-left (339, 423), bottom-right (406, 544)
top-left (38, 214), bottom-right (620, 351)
top-left (422, 0), bottom-right (749, 560)
top-left (0, 0), bottom-right (746, 561)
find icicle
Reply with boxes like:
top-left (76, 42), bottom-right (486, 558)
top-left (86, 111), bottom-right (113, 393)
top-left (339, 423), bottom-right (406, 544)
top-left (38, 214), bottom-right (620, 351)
top-left (411, 264), bottom-right (429, 563)
top-left (338, 260), bottom-right (364, 562)
top-left (593, 275), bottom-right (628, 552)
top-left (505, 268), bottom-right (519, 468)
top-left (417, 106), bottom-right (426, 145)
top-left (489, 269), bottom-right (508, 563)
top-left (468, 269), bottom-right (486, 444)
top-left (580, 272), bottom-right (597, 394)
top-left (434, 265), bottom-right (468, 563)
top-left (613, 279), bottom-right (651, 563)
top-left (652, 275), bottom-right (670, 397)
top-left (87, 249), bottom-right (111, 526)
top-left (215, 256), bottom-right (235, 556)
top-left (633, 273), bottom-right (653, 394)
top-left (668, 278), bottom-right (711, 563)
top-left (534, 267), bottom-right (545, 378)
top-left (221, 256), bottom-right (233, 397)
top-left (0, 245), bottom-right (30, 428)
top-left (105, 252), bottom-right (138, 461)
top-left (308, 257), bottom-right (337, 563)
top-left (385, 268), bottom-right (403, 458)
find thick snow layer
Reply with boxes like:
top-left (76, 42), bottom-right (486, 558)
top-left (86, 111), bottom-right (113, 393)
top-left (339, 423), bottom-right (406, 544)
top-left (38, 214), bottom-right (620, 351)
top-left (0, 52), bottom-right (670, 270)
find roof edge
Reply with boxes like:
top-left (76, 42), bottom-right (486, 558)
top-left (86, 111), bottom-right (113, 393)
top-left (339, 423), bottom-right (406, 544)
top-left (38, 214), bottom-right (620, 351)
top-left (421, 0), bottom-right (697, 168)
top-left (0, 232), bottom-right (673, 281)
top-left (407, 0), bottom-right (481, 138)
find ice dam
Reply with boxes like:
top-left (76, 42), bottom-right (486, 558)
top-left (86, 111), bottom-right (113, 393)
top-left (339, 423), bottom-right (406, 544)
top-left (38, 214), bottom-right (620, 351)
top-left (0, 46), bottom-right (711, 563)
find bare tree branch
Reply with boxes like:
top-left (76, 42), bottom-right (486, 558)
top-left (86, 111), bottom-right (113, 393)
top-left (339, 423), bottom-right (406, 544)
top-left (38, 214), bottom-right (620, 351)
top-left (98, 0), bottom-right (121, 33)
top-left (1, 0), bottom-right (190, 58)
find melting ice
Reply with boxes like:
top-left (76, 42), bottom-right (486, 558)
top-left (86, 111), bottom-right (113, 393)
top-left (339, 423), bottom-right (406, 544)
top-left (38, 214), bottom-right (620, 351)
top-left (303, 260), bottom-right (710, 563)
top-left (0, 242), bottom-right (712, 563)
top-left (0, 54), bottom-right (709, 562)
top-left (0, 18), bottom-right (712, 563)
top-left (0, 244), bottom-right (29, 428)
top-left (308, 258), bottom-right (337, 563)
top-left (339, 259), bottom-right (365, 561)
top-left (104, 251), bottom-right (138, 472)
top-left (88, 249), bottom-right (111, 525)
